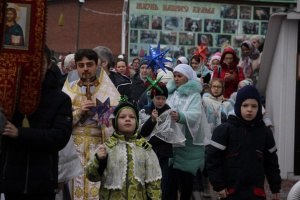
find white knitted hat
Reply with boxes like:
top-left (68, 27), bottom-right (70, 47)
top-left (157, 69), bottom-right (174, 84)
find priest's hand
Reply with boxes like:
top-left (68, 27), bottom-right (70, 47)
top-left (79, 100), bottom-right (95, 116)
top-left (3, 121), bottom-right (19, 138)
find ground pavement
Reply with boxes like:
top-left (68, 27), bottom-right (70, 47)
top-left (193, 179), bottom-right (298, 200)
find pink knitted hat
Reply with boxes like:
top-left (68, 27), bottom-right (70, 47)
top-left (210, 52), bottom-right (221, 65)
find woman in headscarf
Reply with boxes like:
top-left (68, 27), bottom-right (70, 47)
top-left (190, 54), bottom-right (211, 84)
top-left (238, 40), bottom-right (261, 86)
top-left (166, 64), bottom-right (209, 200)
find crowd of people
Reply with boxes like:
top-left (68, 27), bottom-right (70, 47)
top-left (0, 34), bottom-right (282, 200)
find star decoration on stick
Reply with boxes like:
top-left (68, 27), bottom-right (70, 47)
top-left (144, 42), bottom-right (170, 73)
top-left (145, 76), bottom-right (163, 94)
top-left (118, 95), bottom-right (129, 103)
top-left (194, 44), bottom-right (209, 62)
top-left (91, 98), bottom-right (116, 127)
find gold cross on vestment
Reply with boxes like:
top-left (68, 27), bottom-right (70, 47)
top-left (0, 80), bottom-right (12, 102)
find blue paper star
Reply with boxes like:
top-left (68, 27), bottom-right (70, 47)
top-left (144, 42), bottom-right (170, 73)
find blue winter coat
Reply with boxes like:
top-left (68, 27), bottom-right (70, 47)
top-left (205, 115), bottom-right (281, 199)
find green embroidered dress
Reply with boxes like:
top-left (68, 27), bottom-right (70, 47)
top-left (85, 132), bottom-right (162, 200)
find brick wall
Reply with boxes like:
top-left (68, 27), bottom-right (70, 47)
top-left (46, 0), bottom-right (124, 58)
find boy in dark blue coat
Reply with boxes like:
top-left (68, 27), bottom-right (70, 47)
top-left (205, 85), bottom-right (281, 200)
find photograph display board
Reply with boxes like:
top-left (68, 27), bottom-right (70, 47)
top-left (128, 0), bottom-right (285, 62)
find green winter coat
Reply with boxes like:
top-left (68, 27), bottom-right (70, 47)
top-left (167, 79), bottom-right (205, 176)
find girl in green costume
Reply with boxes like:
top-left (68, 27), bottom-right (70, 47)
top-left (85, 99), bottom-right (162, 200)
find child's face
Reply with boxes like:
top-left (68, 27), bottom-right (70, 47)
top-left (240, 99), bottom-right (259, 121)
top-left (210, 59), bottom-right (220, 70)
top-left (152, 96), bottom-right (167, 109)
top-left (117, 108), bottom-right (136, 136)
top-left (210, 81), bottom-right (223, 97)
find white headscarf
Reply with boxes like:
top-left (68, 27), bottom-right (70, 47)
top-left (177, 56), bottom-right (188, 64)
top-left (173, 64), bottom-right (199, 81)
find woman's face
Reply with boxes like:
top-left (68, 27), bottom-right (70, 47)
top-left (251, 39), bottom-right (260, 48)
top-left (241, 45), bottom-right (250, 57)
top-left (132, 59), bottom-right (140, 70)
top-left (6, 11), bottom-right (14, 22)
top-left (173, 71), bottom-right (188, 87)
top-left (116, 61), bottom-right (127, 75)
top-left (190, 58), bottom-right (200, 71)
top-left (224, 53), bottom-right (234, 65)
